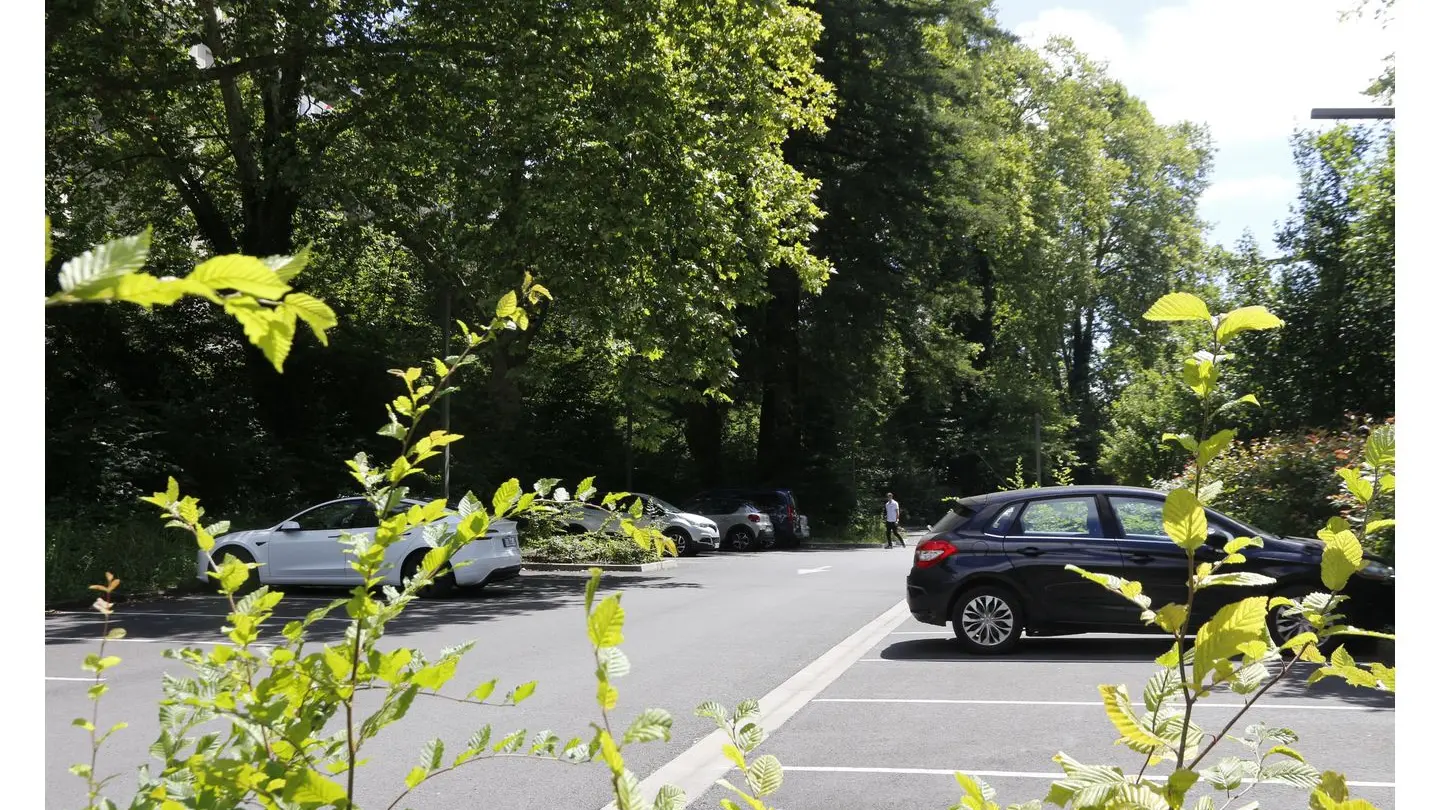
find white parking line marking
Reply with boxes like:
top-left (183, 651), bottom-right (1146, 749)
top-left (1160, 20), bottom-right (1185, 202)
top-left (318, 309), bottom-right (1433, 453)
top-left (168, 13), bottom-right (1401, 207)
top-left (889, 630), bottom-right (950, 635)
top-left (46, 610), bottom-right (349, 623)
top-left (47, 636), bottom-right (272, 650)
top-left (813, 698), bottom-right (1390, 712)
top-left (599, 599), bottom-right (913, 810)
top-left (781, 766), bottom-right (1395, 788)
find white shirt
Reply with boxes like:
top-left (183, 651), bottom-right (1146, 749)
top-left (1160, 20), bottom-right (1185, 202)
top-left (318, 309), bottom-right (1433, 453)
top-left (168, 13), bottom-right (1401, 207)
top-left (884, 500), bottom-right (899, 522)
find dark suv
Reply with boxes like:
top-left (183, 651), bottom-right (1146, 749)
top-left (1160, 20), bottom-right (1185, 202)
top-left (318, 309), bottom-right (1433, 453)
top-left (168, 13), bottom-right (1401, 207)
top-left (907, 485), bottom-right (1395, 653)
top-left (685, 488), bottom-right (810, 546)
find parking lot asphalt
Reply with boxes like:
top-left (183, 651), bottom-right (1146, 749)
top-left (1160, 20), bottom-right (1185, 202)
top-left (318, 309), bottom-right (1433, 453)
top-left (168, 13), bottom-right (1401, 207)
top-left (46, 536), bottom-right (1394, 810)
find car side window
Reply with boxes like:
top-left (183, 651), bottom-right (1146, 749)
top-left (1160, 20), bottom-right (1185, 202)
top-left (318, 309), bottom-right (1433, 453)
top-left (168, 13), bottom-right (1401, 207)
top-left (1012, 497), bottom-right (1102, 538)
top-left (1111, 496), bottom-right (1235, 542)
top-left (291, 500), bottom-right (365, 531)
top-left (1110, 497), bottom-right (1167, 540)
top-left (987, 504), bottom-right (1020, 535)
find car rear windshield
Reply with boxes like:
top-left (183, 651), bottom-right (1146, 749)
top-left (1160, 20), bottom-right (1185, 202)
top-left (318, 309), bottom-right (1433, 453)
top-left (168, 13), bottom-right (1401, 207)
top-left (930, 504), bottom-right (976, 535)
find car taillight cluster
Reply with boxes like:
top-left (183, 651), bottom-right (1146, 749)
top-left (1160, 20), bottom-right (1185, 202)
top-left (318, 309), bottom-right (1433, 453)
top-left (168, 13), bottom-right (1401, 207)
top-left (914, 539), bottom-right (957, 568)
top-left (747, 513), bottom-right (762, 523)
top-left (787, 504), bottom-right (795, 525)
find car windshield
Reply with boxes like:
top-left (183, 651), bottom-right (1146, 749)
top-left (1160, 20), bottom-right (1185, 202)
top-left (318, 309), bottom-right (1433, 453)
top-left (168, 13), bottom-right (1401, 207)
top-left (647, 495), bottom-right (682, 514)
top-left (1210, 507), bottom-right (1278, 542)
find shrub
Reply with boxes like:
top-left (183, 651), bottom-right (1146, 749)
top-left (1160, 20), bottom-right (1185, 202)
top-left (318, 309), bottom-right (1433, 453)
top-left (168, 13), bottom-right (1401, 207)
top-left (525, 531), bottom-right (664, 565)
top-left (1155, 414), bottom-right (1394, 559)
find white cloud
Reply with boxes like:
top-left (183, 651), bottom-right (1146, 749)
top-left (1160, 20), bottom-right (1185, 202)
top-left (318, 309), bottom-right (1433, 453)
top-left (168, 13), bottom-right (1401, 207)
top-left (1200, 175), bottom-right (1295, 204)
top-left (1013, 0), bottom-right (1392, 144)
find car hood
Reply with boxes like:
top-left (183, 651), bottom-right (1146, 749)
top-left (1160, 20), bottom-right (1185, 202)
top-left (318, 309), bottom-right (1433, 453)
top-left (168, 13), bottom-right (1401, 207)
top-left (1267, 534), bottom-right (1388, 565)
top-left (672, 512), bottom-right (716, 528)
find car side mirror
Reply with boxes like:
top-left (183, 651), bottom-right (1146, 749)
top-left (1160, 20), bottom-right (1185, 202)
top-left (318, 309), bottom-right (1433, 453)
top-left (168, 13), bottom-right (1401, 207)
top-left (278, 520), bottom-right (300, 531)
top-left (1206, 529), bottom-right (1230, 547)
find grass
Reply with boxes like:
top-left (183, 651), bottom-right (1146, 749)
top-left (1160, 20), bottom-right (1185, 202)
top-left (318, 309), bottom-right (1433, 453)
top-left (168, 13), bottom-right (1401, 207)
top-left (46, 511), bottom-right (201, 606)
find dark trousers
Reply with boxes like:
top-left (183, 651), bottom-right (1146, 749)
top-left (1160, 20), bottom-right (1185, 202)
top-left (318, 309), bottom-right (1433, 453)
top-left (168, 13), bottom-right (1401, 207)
top-left (885, 521), bottom-right (905, 546)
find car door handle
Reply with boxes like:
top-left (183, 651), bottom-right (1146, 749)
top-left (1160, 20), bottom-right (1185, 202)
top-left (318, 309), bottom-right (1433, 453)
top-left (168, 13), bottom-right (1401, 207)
top-left (325, 533), bottom-right (340, 539)
top-left (1128, 553), bottom-right (1154, 563)
top-left (1016, 546), bottom-right (1042, 557)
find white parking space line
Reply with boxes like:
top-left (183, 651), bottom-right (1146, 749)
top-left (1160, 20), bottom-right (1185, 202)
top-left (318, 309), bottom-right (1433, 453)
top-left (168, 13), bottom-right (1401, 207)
top-left (889, 630), bottom-right (950, 635)
top-left (780, 766), bottom-right (1395, 788)
top-left (812, 698), bottom-right (1390, 712)
top-left (46, 610), bottom-right (349, 623)
top-left (599, 599), bottom-right (913, 810)
top-left (46, 636), bottom-right (271, 649)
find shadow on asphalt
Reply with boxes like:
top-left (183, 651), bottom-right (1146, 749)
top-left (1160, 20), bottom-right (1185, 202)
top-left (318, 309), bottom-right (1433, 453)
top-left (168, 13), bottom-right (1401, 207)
top-left (878, 636), bottom-right (1176, 663)
top-left (876, 636), bottom-right (1395, 708)
top-left (43, 572), bottom-right (700, 647)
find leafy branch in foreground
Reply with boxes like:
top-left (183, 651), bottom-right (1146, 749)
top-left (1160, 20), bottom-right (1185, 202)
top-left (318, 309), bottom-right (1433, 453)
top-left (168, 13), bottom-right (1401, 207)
top-left (44, 219), bottom-right (337, 371)
top-left (948, 292), bottom-right (1395, 810)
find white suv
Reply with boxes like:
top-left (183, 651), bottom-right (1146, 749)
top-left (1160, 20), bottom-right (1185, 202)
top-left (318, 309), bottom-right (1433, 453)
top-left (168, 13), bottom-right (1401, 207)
top-left (559, 494), bottom-right (720, 556)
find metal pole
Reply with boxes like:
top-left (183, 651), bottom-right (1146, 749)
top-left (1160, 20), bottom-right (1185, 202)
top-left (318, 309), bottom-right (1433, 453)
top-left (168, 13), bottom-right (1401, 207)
top-left (1033, 413), bottom-right (1043, 487)
top-left (441, 291), bottom-right (452, 502)
top-left (625, 403), bottom-right (634, 492)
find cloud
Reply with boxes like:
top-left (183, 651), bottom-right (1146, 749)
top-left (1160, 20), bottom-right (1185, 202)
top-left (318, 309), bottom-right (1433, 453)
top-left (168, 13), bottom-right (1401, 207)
top-left (1013, 0), bottom-right (1392, 144)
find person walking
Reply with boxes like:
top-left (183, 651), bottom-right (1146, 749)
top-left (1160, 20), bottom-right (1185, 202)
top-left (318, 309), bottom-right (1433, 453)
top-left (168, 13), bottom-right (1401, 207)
top-left (883, 493), bottom-right (905, 548)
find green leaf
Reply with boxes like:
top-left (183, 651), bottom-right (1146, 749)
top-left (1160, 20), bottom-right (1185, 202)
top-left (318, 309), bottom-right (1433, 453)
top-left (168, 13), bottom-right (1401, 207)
top-left (588, 595), bottom-right (625, 648)
top-left (45, 217), bottom-right (51, 263)
top-left (1197, 429), bottom-right (1237, 468)
top-left (1142, 667), bottom-right (1182, 713)
top-left (492, 478), bottom-right (521, 516)
top-left (1098, 684), bottom-right (1168, 754)
top-left (1319, 527), bottom-right (1364, 591)
top-left (653, 784), bottom-right (687, 810)
top-left (377, 649), bottom-right (413, 684)
top-left (282, 292), bottom-right (338, 346)
top-left (584, 568), bottom-right (602, 614)
top-left (495, 291), bottom-right (518, 318)
top-left (1197, 572), bottom-right (1277, 589)
top-left (1365, 425), bottom-right (1395, 468)
top-left (411, 658), bottom-right (458, 691)
top-left (1260, 759), bottom-right (1321, 788)
top-left (288, 769), bottom-right (348, 805)
top-left (1193, 597), bottom-right (1269, 681)
top-left (223, 296), bottom-right (298, 372)
top-left (1337, 468), bottom-right (1374, 504)
top-left (1216, 305), bottom-right (1284, 343)
top-left (696, 701), bottom-right (729, 725)
top-left (1163, 488), bottom-right (1207, 551)
top-left (1217, 393), bottom-right (1261, 414)
top-left (1066, 565), bottom-right (1151, 610)
top-left (423, 738), bottom-right (445, 770)
top-left (510, 681), bottom-right (537, 704)
top-left (57, 228), bottom-right (152, 295)
top-left (1163, 432), bottom-right (1199, 451)
top-left (624, 708), bottom-right (674, 744)
top-left (470, 679), bottom-right (498, 702)
top-left (598, 646), bottom-right (631, 679)
top-left (746, 754), bottom-right (784, 797)
top-left (405, 765), bottom-right (428, 789)
top-left (1144, 293), bottom-right (1212, 322)
top-left (1182, 359), bottom-right (1219, 398)
top-left (1365, 519), bottom-right (1396, 534)
top-left (263, 245), bottom-right (311, 282)
top-left (190, 255), bottom-right (291, 299)
top-left (1201, 757), bottom-right (1246, 791)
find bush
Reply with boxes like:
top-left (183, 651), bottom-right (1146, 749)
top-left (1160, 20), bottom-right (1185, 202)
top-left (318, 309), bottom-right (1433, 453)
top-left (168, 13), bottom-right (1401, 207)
top-left (46, 510), bottom-right (198, 605)
top-left (1155, 414), bottom-right (1394, 559)
top-left (525, 531), bottom-right (663, 565)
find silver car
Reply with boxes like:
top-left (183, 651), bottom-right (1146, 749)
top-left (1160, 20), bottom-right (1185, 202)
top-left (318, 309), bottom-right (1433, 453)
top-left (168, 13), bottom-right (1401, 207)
top-left (679, 495), bottom-right (777, 552)
top-left (556, 494), bottom-right (720, 556)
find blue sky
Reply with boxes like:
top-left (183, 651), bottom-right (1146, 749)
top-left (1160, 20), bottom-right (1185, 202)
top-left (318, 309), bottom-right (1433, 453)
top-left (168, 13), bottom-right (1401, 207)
top-left (989, 0), bottom-right (1392, 254)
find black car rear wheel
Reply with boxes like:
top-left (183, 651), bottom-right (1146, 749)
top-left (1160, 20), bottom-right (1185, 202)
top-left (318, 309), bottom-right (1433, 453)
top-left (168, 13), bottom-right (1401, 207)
top-left (951, 586), bottom-right (1024, 654)
top-left (726, 526), bottom-right (754, 552)
top-left (1267, 586), bottom-right (1336, 654)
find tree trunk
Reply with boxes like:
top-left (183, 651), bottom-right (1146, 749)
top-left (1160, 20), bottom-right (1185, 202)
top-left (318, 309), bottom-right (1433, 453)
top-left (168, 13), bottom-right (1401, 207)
top-left (755, 266), bottom-right (803, 483)
top-left (683, 395), bottom-right (726, 487)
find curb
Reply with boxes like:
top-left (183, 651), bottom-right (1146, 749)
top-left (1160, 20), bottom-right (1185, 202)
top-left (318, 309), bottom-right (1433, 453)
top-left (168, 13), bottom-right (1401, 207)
top-left (522, 559), bottom-right (679, 573)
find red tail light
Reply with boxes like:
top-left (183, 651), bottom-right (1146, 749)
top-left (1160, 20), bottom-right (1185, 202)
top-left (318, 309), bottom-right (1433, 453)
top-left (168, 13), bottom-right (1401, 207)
top-left (914, 539), bottom-right (957, 568)
top-left (747, 513), bottom-right (762, 523)
top-left (787, 504), bottom-right (795, 524)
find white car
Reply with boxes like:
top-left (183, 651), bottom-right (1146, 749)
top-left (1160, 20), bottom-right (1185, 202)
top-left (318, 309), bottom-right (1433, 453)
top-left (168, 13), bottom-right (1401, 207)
top-left (558, 494), bottom-right (720, 556)
top-left (196, 497), bottom-right (522, 597)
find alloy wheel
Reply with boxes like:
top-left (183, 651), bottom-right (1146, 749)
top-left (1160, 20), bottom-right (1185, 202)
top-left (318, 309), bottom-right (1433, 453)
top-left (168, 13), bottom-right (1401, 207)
top-left (960, 594), bottom-right (1015, 647)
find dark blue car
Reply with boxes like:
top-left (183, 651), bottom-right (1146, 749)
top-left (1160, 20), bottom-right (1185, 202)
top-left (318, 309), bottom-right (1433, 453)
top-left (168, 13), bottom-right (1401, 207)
top-left (906, 485), bottom-right (1395, 653)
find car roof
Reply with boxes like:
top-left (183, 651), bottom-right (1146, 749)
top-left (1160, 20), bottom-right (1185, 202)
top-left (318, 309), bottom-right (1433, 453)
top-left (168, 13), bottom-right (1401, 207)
top-left (953, 485), bottom-right (1167, 509)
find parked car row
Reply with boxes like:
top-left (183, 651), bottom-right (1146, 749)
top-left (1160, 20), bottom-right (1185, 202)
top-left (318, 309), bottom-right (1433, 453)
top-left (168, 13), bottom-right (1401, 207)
top-left (552, 488), bottom-right (811, 557)
top-left (196, 487), bottom-right (813, 594)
